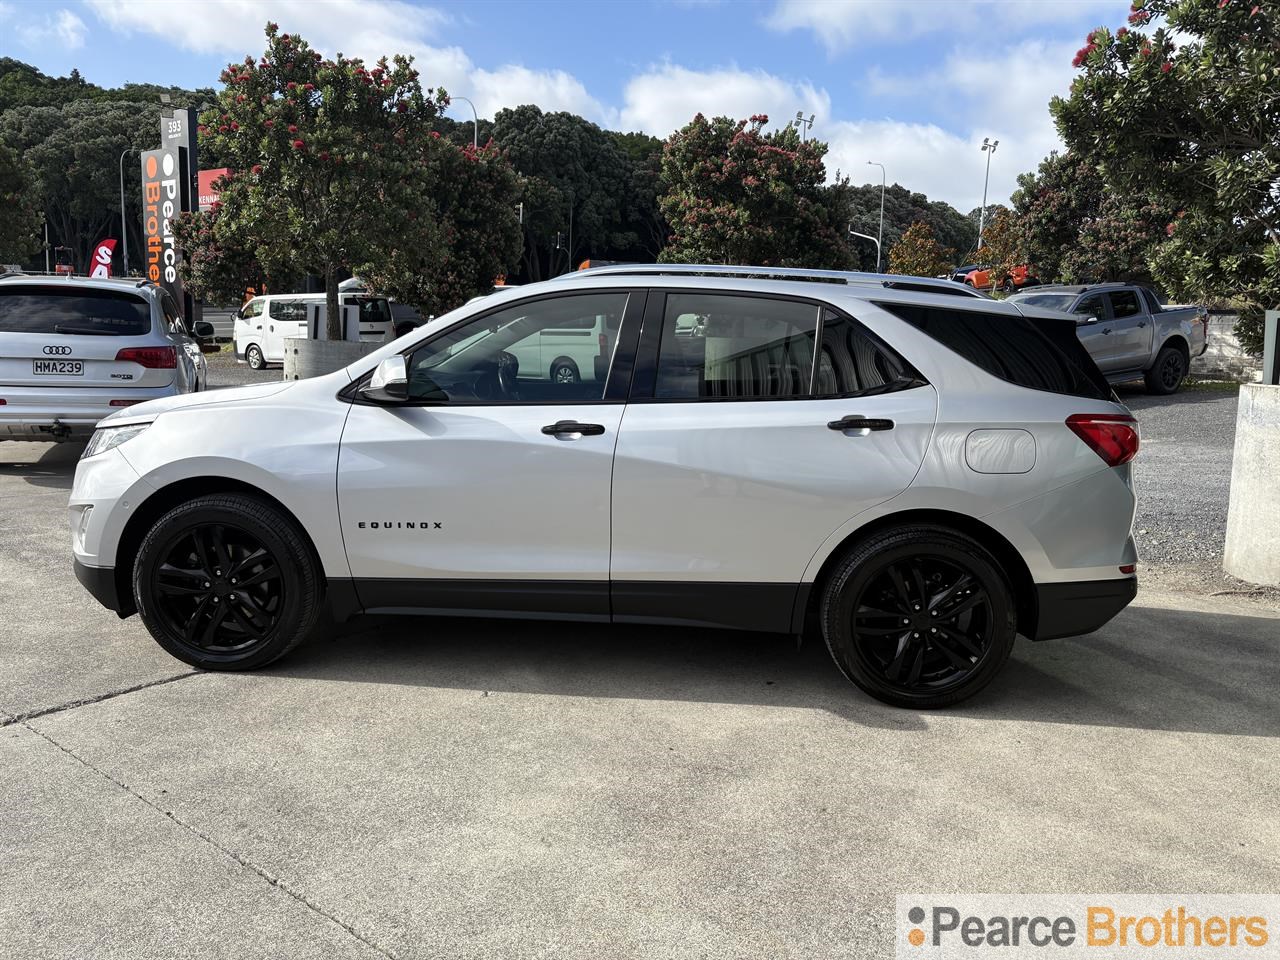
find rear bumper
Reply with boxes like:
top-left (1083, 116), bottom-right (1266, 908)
top-left (1033, 576), bottom-right (1137, 641)
top-left (74, 559), bottom-right (130, 616)
top-left (1, 386), bottom-right (178, 441)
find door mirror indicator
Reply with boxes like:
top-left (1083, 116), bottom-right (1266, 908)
top-left (360, 355), bottom-right (409, 403)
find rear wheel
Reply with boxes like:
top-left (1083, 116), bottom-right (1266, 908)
top-left (821, 525), bottom-right (1017, 708)
top-left (133, 494), bottom-right (322, 670)
top-left (1000, 277), bottom-right (1016, 294)
top-left (1144, 342), bottom-right (1188, 395)
top-left (550, 358), bottom-right (580, 384)
top-left (245, 344), bottom-right (265, 370)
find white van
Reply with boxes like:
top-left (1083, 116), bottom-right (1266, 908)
top-left (233, 293), bottom-right (394, 369)
top-left (504, 303), bottom-right (619, 385)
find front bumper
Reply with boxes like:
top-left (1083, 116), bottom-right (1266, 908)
top-left (1033, 576), bottom-right (1137, 641)
top-left (74, 558), bottom-right (130, 616)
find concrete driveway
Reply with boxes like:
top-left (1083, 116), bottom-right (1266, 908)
top-left (2, 439), bottom-right (1277, 960)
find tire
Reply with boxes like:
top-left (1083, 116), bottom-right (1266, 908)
top-left (245, 344), bottom-right (265, 370)
top-left (1001, 277), bottom-right (1016, 294)
top-left (132, 493), bottom-right (323, 670)
top-left (1144, 342), bottom-right (1188, 395)
top-left (820, 525), bottom-right (1017, 709)
top-left (550, 358), bottom-right (580, 384)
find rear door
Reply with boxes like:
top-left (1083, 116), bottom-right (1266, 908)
top-left (0, 284), bottom-right (173, 390)
top-left (609, 292), bottom-right (937, 632)
top-left (1104, 288), bottom-right (1155, 369)
top-left (264, 299), bottom-right (306, 360)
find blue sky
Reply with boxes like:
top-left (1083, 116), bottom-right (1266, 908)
top-left (0, 0), bottom-right (1134, 210)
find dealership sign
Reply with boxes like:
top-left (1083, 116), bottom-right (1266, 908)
top-left (140, 148), bottom-right (184, 307)
top-left (198, 168), bottom-right (230, 211)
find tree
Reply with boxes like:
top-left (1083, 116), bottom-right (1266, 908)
top-left (887, 221), bottom-right (954, 278)
top-left (193, 24), bottom-right (447, 337)
top-left (359, 136), bottom-right (522, 315)
top-left (659, 113), bottom-right (853, 269)
top-left (1052, 0), bottom-right (1280, 352)
top-left (0, 141), bottom-right (40, 263)
top-left (976, 208), bottom-right (1027, 290)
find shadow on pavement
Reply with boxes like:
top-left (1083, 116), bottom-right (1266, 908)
top-left (272, 599), bottom-right (1280, 737)
top-left (0, 440), bottom-right (83, 490)
top-left (1118, 383), bottom-right (1239, 410)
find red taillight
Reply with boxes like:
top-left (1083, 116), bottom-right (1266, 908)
top-left (109, 399), bottom-right (140, 407)
top-left (114, 346), bottom-right (176, 369)
top-left (0, 399), bottom-right (6, 405)
top-left (1066, 413), bottom-right (1140, 467)
top-left (1119, 564), bottom-right (1137, 575)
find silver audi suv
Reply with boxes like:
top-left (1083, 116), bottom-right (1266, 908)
top-left (70, 265), bottom-right (1139, 708)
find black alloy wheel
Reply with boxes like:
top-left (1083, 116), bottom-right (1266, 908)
top-left (134, 493), bottom-right (322, 669)
top-left (822, 525), bottom-right (1017, 708)
top-left (1145, 343), bottom-right (1187, 395)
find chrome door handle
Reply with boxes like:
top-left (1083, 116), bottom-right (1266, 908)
top-left (828, 415), bottom-right (894, 432)
top-left (541, 420), bottom-right (605, 437)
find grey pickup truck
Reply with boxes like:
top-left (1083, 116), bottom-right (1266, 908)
top-left (1009, 283), bottom-right (1208, 394)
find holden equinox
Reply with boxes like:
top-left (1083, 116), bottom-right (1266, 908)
top-left (70, 265), bottom-right (1140, 708)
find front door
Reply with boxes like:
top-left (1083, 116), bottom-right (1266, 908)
top-left (609, 293), bottom-right (938, 632)
top-left (337, 289), bottom-right (642, 619)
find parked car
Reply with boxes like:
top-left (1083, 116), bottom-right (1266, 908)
top-left (1, 275), bottom-right (213, 442)
top-left (233, 292), bottom-right (395, 369)
top-left (1007, 283), bottom-right (1207, 394)
top-left (950, 263), bottom-right (987, 284)
top-left (965, 263), bottom-right (1039, 293)
top-left (71, 264), bottom-right (1139, 709)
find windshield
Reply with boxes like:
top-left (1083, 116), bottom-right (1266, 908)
top-left (349, 295), bottom-right (393, 326)
top-left (1009, 292), bottom-right (1077, 312)
top-left (0, 286), bottom-right (151, 336)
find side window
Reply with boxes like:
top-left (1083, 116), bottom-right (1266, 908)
top-left (879, 302), bottom-right (1111, 401)
top-left (270, 299), bottom-right (306, 323)
top-left (653, 293), bottom-right (817, 400)
top-left (815, 310), bottom-right (916, 397)
top-left (1140, 287), bottom-right (1163, 314)
top-left (160, 293), bottom-right (185, 334)
top-left (241, 299), bottom-right (264, 319)
top-left (1109, 290), bottom-right (1142, 318)
top-left (406, 292), bottom-right (628, 403)
top-left (1073, 294), bottom-right (1107, 319)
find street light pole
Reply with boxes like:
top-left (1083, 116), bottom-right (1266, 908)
top-left (848, 226), bottom-right (881, 274)
top-left (118, 147), bottom-right (135, 276)
top-left (452, 96), bottom-right (479, 150)
top-left (978, 137), bottom-right (999, 249)
top-left (866, 160), bottom-right (886, 272)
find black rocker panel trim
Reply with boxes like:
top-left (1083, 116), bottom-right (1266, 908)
top-left (611, 581), bottom-right (798, 633)
top-left (354, 578), bottom-right (611, 621)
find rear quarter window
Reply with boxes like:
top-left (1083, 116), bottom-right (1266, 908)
top-left (0, 286), bottom-right (152, 336)
top-left (877, 302), bottom-right (1110, 401)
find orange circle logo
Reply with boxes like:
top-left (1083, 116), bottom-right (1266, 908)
top-left (908, 928), bottom-right (925, 947)
top-left (145, 155), bottom-right (157, 178)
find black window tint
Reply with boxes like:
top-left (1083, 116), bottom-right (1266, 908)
top-left (815, 310), bottom-right (919, 397)
top-left (879, 302), bottom-right (1110, 401)
top-left (1140, 287), bottom-right (1162, 313)
top-left (654, 293), bottom-right (817, 399)
top-left (0, 286), bottom-right (151, 336)
top-left (1073, 294), bottom-right (1107, 318)
top-left (1109, 290), bottom-right (1141, 318)
top-left (406, 292), bottom-right (628, 403)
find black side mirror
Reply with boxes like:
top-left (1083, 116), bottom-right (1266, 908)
top-left (193, 320), bottom-right (216, 338)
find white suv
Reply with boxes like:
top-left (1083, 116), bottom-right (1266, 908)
top-left (0, 275), bottom-right (212, 442)
top-left (70, 265), bottom-right (1140, 708)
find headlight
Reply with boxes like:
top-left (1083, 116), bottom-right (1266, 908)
top-left (82, 422), bottom-right (152, 459)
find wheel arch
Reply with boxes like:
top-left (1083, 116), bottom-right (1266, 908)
top-left (1158, 333), bottom-right (1190, 360)
top-left (112, 475), bottom-right (323, 618)
top-left (549, 355), bottom-right (580, 373)
top-left (797, 508), bottom-right (1038, 639)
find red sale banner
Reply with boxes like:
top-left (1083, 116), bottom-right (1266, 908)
top-left (89, 238), bottom-right (118, 278)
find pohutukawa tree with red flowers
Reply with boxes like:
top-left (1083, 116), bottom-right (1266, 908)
top-left (1053, 0), bottom-right (1280, 353)
top-left (188, 24), bottom-right (447, 338)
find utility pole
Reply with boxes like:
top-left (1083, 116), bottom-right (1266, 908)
top-left (866, 160), bottom-right (886, 272)
top-left (118, 147), bottom-right (136, 276)
top-left (978, 137), bottom-right (999, 249)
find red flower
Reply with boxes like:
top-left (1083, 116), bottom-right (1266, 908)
top-left (288, 124), bottom-right (298, 133)
top-left (320, 151), bottom-right (330, 161)
top-left (229, 121), bottom-right (239, 131)
top-left (1128, 8), bottom-right (1150, 23)
top-left (236, 94), bottom-right (246, 103)
top-left (264, 119), bottom-right (274, 128)
top-left (218, 125), bottom-right (229, 133)
top-left (251, 164), bottom-right (262, 175)
top-left (1140, 43), bottom-right (1152, 55)
top-left (292, 139), bottom-right (305, 150)
top-left (1218, 0), bottom-right (1230, 7)
top-left (1117, 26), bottom-right (1129, 36)
top-left (396, 100), bottom-right (408, 112)
top-left (303, 83), bottom-right (315, 91)
top-left (1161, 61), bottom-right (1172, 72)
top-left (286, 81), bottom-right (297, 90)
top-left (430, 130), bottom-right (440, 139)
top-left (1166, 222), bottom-right (1176, 236)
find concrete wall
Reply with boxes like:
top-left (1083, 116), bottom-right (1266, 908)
top-left (1224, 383), bottom-right (1280, 586)
top-left (282, 338), bottom-right (380, 381)
top-left (1191, 313), bottom-right (1262, 382)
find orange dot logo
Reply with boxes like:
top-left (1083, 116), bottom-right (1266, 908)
top-left (908, 906), bottom-right (926, 947)
top-left (908, 928), bottom-right (925, 947)
top-left (145, 155), bottom-right (157, 178)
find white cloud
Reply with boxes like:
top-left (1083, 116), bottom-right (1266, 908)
top-left (84, 0), bottom-right (611, 123)
top-left (766, 0), bottom-right (1123, 52)
top-left (619, 64), bottom-right (829, 137)
top-left (1, 5), bottom-right (88, 50)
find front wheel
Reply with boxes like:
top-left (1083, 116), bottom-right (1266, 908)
top-left (1144, 343), bottom-right (1188, 395)
top-left (550, 359), bottom-right (580, 384)
top-left (820, 525), bottom-right (1017, 709)
top-left (245, 344), bottom-right (266, 370)
top-left (133, 493), bottom-right (323, 670)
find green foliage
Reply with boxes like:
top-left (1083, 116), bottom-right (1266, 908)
top-left (846, 183), bottom-right (976, 270)
top-left (0, 140), bottom-right (40, 262)
top-left (193, 24), bottom-right (447, 336)
top-left (659, 114), bottom-right (852, 269)
top-left (887, 221), bottom-right (954, 278)
top-left (1052, 0), bottom-right (1280, 353)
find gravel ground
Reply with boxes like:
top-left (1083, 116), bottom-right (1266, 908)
top-left (204, 343), bottom-right (282, 388)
